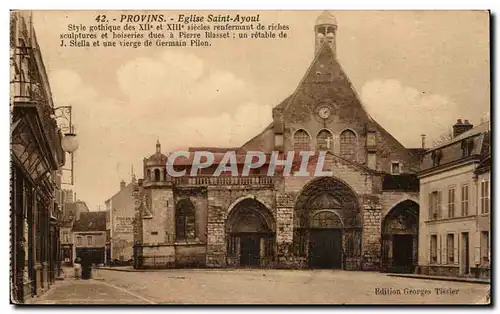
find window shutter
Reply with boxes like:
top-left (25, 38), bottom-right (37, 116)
top-left (428, 193), bottom-right (433, 220)
top-left (443, 234), bottom-right (448, 264)
top-left (480, 181), bottom-right (484, 213)
top-left (443, 235), bottom-right (447, 264)
top-left (438, 234), bottom-right (441, 264)
top-left (427, 234), bottom-right (432, 264)
top-left (437, 191), bottom-right (442, 218)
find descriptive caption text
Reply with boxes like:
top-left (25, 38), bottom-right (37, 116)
top-left (374, 287), bottom-right (460, 297)
top-left (59, 13), bottom-right (291, 48)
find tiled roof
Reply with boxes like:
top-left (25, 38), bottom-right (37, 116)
top-left (145, 152), bottom-right (167, 164)
top-left (430, 121), bottom-right (490, 151)
top-left (420, 122), bottom-right (490, 172)
top-left (73, 211), bottom-right (106, 232)
top-left (408, 148), bottom-right (427, 157)
top-left (274, 95), bottom-right (293, 110)
top-left (475, 156), bottom-right (491, 175)
top-left (188, 147), bottom-right (241, 153)
top-left (61, 201), bottom-right (89, 227)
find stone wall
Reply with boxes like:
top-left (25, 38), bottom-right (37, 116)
top-left (142, 188), bottom-right (174, 245)
top-left (175, 244), bottom-right (206, 267)
top-left (419, 265), bottom-right (460, 277)
top-left (361, 195), bottom-right (382, 270)
top-left (276, 190), bottom-right (293, 241)
top-left (141, 245), bottom-right (175, 268)
top-left (471, 267), bottom-right (491, 279)
top-left (275, 191), bottom-right (299, 268)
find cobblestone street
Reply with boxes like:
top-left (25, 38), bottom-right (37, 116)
top-left (30, 268), bottom-right (490, 305)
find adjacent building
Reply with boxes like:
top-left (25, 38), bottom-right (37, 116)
top-left (73, 211), bottom-right (107, 265)
top-left (105, 179), bottom-right (137, 263)
top-left (418, 120), bottom-right (490, 278)
top-left (133, 12), bottom-right (423, 271)
top-left (60, 201), bottom-right (90, 265)
top-left (10, 11), bottom-right (66, 303)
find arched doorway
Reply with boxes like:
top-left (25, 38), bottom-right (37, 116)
top-left (308, 211), bottom-right (343, 268)
top-left (226, 198), bottom-right (275, 267)
top-left (381, 200), bottom-right (419, 273)
top-left (294, 177), bottom-right (362, 270)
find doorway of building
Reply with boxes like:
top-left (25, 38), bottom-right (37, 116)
top-left (309, 229), bottom-right (342, 269)
top-left (293, 177), bottom-right (363, 270)
top-left (381, 200), bottom-right (419, 273)
top-left (392, 234), bottom-right (413, 272)
top-left (239, 234), bottom-right (260, 267)
top-left (226, 198), bottom-right (276, 268)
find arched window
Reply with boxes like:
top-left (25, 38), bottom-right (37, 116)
top-left (317, 130), bottom-right (334, 151)
top-left (154, 168), bottom-right (161, 181)
top-left (146, 169), bottom-right (151, 181)
top-left (340, 130), bottom-right (357, 160)
top-left (176, 200), bottom-right (196, 240)
top-left (293, 129), bottom-right (311, 151)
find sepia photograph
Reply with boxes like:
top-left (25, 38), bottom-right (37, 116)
top-left (9, 9), bottom-right (491, 305)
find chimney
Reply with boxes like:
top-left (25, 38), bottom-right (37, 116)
top-left (76, 204), bottom-right (82, 220)
top-left (421, 134), bottom-right (426, 149)
top-left (453, 119), bottom-right (474, 137)
top-left (120, 180), bottom-right (126, 190)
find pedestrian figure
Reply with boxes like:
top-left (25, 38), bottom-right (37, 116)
top-left (74, 257), bottom-right (82, 279)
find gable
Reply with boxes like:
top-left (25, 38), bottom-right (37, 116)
top-left (231, 40), bottom-right (419, 174)
top-left (271, 43), bottom-right (420, 174)
top-left (283, 43), bottom-right (372, 126)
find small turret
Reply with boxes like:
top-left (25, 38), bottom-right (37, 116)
top-left (315, 11), bottom-right (338, 55)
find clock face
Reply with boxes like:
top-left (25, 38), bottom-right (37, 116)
top-left (318, 107), bottom-right (331, 119)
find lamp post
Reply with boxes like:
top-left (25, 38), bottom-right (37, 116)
top-left (52, 106), bottom-right (79, 185)
top-left (51, 105), bottom-right (79, 279)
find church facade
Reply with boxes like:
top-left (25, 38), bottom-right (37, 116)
top-left (133, 12), bottom-right (423, 272)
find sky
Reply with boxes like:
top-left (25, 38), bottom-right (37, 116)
top-left (30, 10), bottom-right (490, 210)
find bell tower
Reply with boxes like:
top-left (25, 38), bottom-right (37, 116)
top-left (156, 139), bottom-right (161, 154)
top-left (315, 11), bottom-right (338, 55)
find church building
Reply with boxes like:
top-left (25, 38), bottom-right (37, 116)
top-left (133, 12), bottom-right (424, 272)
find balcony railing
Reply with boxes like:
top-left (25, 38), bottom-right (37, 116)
top-left (171, 175), bottom-right (274, 187)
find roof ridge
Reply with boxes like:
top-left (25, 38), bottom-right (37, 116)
top-left (239, 122), bottom-right (274, 150)
top-left (283, 43), bottom-right (330, 112)
top-left (429, 121), bottom-right (490, 151)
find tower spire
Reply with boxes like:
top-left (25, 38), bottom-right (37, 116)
top-left (156, 139), bottom-right (161, 154)
top-left (131, 164), bottom-right (136, 182)
top-left (314, 11), bottom-right (338, 55)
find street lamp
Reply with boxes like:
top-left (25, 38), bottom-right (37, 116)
top-left (52, 105), bottom-right (79, 184)
top-left (61, 133), bottom-right (79, 153)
